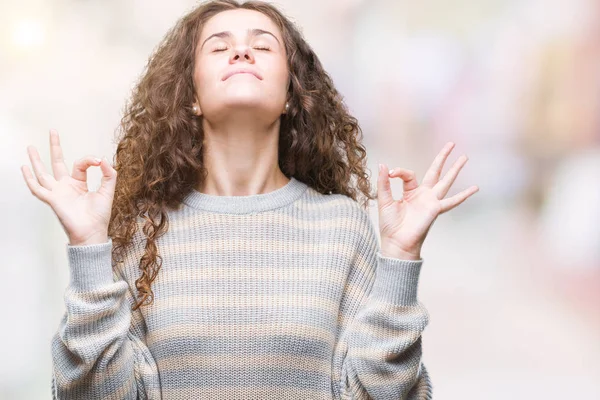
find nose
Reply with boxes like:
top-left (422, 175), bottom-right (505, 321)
top-left (230, 44), bottom-right (254, 63)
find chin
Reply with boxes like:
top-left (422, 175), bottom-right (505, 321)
top-left (205, 92), bottom-right (280, 119)
top-left (207, 101), bottom-right (275, 121)
top-left (221, 95), bottom-right (268, 110)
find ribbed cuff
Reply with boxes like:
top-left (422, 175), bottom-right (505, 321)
top-left (370, 252), bottom-right (423, 305)
top-left (66, 237), bottom-right (115, 291)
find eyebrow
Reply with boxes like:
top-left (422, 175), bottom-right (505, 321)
top-left (200, 28), bottom-right (280, 50)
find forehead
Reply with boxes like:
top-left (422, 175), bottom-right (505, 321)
top-left (199, 9), bottom-right (282, 41)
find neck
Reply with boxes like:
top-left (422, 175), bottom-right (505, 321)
top-left (198, 114), bottom-right (289, 196)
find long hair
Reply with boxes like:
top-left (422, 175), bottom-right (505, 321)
top-left (109, 0), bottom-right (377, 311)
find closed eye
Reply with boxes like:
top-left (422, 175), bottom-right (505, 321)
top-left (212, 46), bottom-right (271, 52)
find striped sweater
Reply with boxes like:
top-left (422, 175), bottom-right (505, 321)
top-left (51, 176), bottom-right (433, 399)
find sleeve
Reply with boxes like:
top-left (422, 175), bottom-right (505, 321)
top-left (50, 237), bottom-right (162, 400)
top-left (331, 209), bottom-right (433, 400)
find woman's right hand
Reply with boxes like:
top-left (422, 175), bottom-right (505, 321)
top-left (21, 129), bottom-right (118, 246)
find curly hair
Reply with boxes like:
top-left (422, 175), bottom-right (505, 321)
top-left (108, 0), bottom-right (377, 311)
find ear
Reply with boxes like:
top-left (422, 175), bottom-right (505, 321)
top-left (282, 99), bottom-right (290, 115)
top-left (192, 100), bottom-right (202, 116)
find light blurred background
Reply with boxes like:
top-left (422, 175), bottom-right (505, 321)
top-left (2, 0), bottom-right (599, 398)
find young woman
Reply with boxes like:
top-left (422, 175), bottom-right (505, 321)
top-left (22, 0), bottom-right (478, 398)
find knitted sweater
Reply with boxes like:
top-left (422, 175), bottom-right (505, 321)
top-left (50, 176), bottom-right (433, 400)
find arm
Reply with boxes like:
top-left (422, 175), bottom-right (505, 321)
top-left (331, 209), bottom-right (433, 400)
top-left (50, 238), bottom-right (162, 400)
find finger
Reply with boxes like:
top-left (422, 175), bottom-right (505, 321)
top-left (97, 157), bottom-right (117, 197)
top-left (71, 156), bottom-right (102, 183)
top-left (49, 129), bottom-right (70, 180)
top-left (434, 155), bottom-right (468, 199)
top-left (27, 145), bottom-right (56, 190)
top-left (422, 142), bottom-right (455, 187)
top-left (388, 167), bottom-right (419, 192)
top-left (21, 165), bottom-right (51, 203)
top-left (376, 163), bottom-right (395, 208)
top-left (439, 185), bottom-right (479, 213)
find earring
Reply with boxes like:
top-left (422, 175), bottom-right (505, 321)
top-left (192, 105), bottom-right (198, 113)
top-left (285, 102), bottom-right (289, 112)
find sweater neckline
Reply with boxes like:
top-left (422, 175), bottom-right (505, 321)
top-left (181, 176), bottom-right (309, 214)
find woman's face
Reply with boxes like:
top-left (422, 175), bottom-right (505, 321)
top-left (193, 9), bottom-right (289, 120)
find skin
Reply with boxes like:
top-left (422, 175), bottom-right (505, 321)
top-left (189, 12), bottom-right (480, 258)
top-left (191, 9), bottom-right (291, 196)
top-left (21, 9), bottom-right (480, 255)
top-left (21, 131), bottom-right (116, 246)
top-left (378, 142), bottom-right (480, 260)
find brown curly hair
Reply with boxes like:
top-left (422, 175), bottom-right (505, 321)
top-left (108, 0), bottom-right (377, 311)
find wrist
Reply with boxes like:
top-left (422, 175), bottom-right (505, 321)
top-left (68, 233), bottom-right (109, 247)
top-left (380, 241), bottom-right (421, 260)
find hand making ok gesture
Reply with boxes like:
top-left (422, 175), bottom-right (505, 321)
top-left (21, 129), bottom-right (117, 246)
top-left (377, 142), bottom-right (479, 260)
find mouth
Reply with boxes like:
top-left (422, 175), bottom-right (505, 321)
top-left (223, 69), bottom-right (263, 81)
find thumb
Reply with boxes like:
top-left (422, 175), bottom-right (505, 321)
top-left (97, 157), bottom-right (117, 197)
top-left (377, 163), bottom-right (394, 208)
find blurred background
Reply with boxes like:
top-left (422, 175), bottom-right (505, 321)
top-left (2, 0), bottom-right (599, 398)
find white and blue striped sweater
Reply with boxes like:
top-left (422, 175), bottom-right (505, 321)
top-left (51, 176), bottom-right (432, 399)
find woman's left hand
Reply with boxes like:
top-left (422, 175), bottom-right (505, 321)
top-left (376, 142), bottom-right (479, 260)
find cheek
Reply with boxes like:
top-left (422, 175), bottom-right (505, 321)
top-left (274, 57), bottom-right (289, 81)
top-left (193, 67), bottom-right (217, 100)
top-left (266, 58), bottom-right (289, 91)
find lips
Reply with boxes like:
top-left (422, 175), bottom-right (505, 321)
top-left (222, 68), bottom-right (263, 81)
